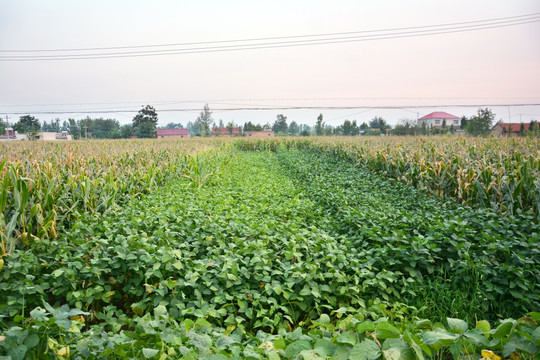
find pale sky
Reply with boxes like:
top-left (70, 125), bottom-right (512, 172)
top-left (1, 1), bottom-right (539, 127)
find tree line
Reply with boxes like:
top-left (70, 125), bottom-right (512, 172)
top-left (3, 105), bottom-right (536, 139)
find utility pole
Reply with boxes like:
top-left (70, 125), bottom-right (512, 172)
top-left (83, 120), bottom-right (88, 139)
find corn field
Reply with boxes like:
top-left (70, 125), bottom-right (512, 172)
top-left (0, 139), bottom-right (231, 256)
top-left (237, 136), bottom-right (540, 221)
top-left (2, 136), bottom-right (539, 258)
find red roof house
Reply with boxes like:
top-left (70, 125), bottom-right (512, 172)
top-left (212, 127), bottom-right (242, 137)
top-left (491, 122), bottom-right (530, 137)
top-left (419, 112), bottom-right (461, 128)
top-left (157, 128), bottom-right (190, 139)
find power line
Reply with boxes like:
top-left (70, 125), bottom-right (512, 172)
top-left (3, 96), bottom-right (540, 108)
top-left (1, 14), bottom-right (538, 61)
top-left (2, 12), bottom-right (538, 53)
top-left (4, 103), bottom-right (540, 115)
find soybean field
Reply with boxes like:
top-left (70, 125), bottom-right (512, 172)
top-left (0, 137), bottom-right (539, 359)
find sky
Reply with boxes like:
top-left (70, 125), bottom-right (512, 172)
top-left (1, 0), bottom-right (539, 128)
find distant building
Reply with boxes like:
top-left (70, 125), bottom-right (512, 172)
top-left (212, 127), bottom-right (242, 137)
top-left (491, 122), bottom-right (530, 137)
top-left (245, 130), bottom-right (274, 138)
top-left (418, 112), bottom-right (460, 128)
top-left (35, 131), bottom-right (73, 141)
top-left (157, 128), bottom-right (190, 139)
top-left (0, 128), bottom-right (27, 141)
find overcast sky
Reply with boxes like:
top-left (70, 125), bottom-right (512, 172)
top-left (1, 0), bottom-right (539, 127)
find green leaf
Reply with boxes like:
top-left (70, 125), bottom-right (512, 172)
top-left (313, 339), bottom-right (336, 357)
top-left (422, 329), bottom-right (459, 346)
top-left (285, 340), bottom-right (312, 359)
top-left (382, 348), bottom-right (401, 360)
top-left (274, 338), bottom-right (286, 350)
top-left (376, 322), bottom-right (400, 339)
top-left (336, 331), bottom-right (357, 346)
top-left (23, 334), bottom-right (40, 348)
top-left (476, 320), bottom-right (491, 333)
top-left (463, 331), bottom-right (489, 346)
top-left (382, 338), bottom-right (414, 360)
top-left (154, 305), bottom-right (168, 319)
top-left (201, 355), bottom-right (228, 360)
top-left (357, 320), bottom-right (375, 334)
top-left (447, 318), bottom-right (468, 333)
top-left (142, 348), bottom-right (159, 359)
top-left (51, 269), bottom-right (64, 278)
top-left (349, 339), bottom-right (380, 360)
top-left (300, 349), bottom-right (325, 359)
top-left (493, 320), bottom-right (514, 339)
top-left (318, 314), bottom-right (330, 325)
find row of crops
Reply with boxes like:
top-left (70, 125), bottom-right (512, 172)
top-left (0, 139), bottom-right (232, 257)
top-left (237, 136), bottom-right (540, 221)
top-left (1, 137), bottom-right (539, 358)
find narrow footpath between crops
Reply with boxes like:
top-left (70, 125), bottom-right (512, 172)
top-left (1, 149), bottom-right (538, 359)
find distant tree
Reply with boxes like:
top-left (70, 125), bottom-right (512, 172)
top-left (288, 121), bottom-right (299, 136)
top-left (465, 108), bottom-right (494, 136)
top-left (132, 105), bottom-right (158, 138)
top-left (68, 118), bottom-right (81, 139)
top-left (342, 120), bottom-right (353, 135)
top-left (243, 121), bottom-right (262, 131)
top-left (460, 116), bottom-right (469, 129)
top-left (226, 121), bottom-right (235, 135)
top-left (262, 123), bottom-right (272, 130)
top-left (219, 119), bottom-right (225, 128)
top-left (194, 104), bottom-right (213, 137)
top-left (51, 118), bottom-right (61, 132)
top-left (520, 122), bottom-right (525, 136)
top-left (421, 122), bottom-right (428, 135)
top-left (120, 124), bottom-right (134, 138)
top-left (369, 116), bottom-right (389, 134)
top-left (393, 119), bottom-right (418, 136)
top-left (449, 124), bottom-right (456, 134)
top-left (529, 120), bottom-right (539, 136)
top-left (186, 121), bottom-right (199, 136)
top-left (351, 120), bottom-right (359, 135)
top-left (299, 124), bottom-right (311, 136)
top-left (163, 122), bottom-right (184, 129)
top-left (272, 114), bottom-right (288, 134)
top-left (315, 114), bottom-right (324, 136)
top-left (323, 124), bottom-right (334, 136)
top-left (441, 118), bottom-right (447, 134)
top-left (13, 115), bottom-right (41, 135)
top-left (360, 122), bottom-right (368, 130)
top-left (0, 117), bottom-right (6, 135)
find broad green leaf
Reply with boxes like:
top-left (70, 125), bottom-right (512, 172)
top-left (285, 340), bottom-right (312, 358)
top-left (349, 339), bottom-right (380, 360)
top-left (357, 321), bottom-right (375, 333)
top-left (376, 322), bottom-right (400, 339)
top-left (476, 320), bottom-right (491, 333)
top-left (493, 321), bottom-right (514, 339)
top-left (422, 329), bottom-right (459, 346)
top-left (300, 349), bottom-right (325, 359)
top-left (142, 348), bottom-right (159, 359)
top-left (313, 339), bottom-right (336, 357)
top-left (318, 314), bottom-right (330, 325)
top-left (447, 318), bottom-right (468, 333)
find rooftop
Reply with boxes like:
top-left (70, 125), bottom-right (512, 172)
top-left (419, 112), bottom-right (460, 120)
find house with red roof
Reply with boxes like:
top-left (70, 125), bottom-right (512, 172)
top-left (157, 128), bottom-right (190, 139)
top-left (212, 127), bottom-right (242, 137)
top-left (491, 122), bottom-right (530, 137)
top-left (418, 112), bottom-right (461, 129)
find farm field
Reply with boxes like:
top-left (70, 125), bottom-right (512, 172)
top-left (0, 138), bottom-right (539, 359)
